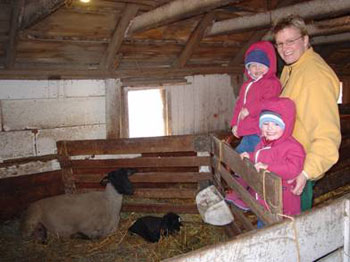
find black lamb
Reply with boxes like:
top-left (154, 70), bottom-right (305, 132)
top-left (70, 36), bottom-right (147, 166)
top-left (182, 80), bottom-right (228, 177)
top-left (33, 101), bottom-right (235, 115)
top-left (128, 212), bottom-right (183, 242)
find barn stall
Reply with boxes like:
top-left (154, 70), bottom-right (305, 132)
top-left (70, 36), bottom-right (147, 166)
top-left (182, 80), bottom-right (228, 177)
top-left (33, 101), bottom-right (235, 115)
top-left (0, 0), bottom-right (350, 261)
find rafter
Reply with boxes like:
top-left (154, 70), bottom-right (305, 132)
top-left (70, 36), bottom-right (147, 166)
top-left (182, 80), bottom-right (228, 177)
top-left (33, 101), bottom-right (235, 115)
top-left (207, 0), bottom-right (350, 36)
top-left (0, 65), bottom-right (241, 80)
top-left (173, 12), bottom-right (215, 68)
top-left (99, 4), bottom-right (139, 70)
top-left (20, 0), bottom-right (64, 29)
top-left (228, 0), bottom-right (295, 66)
top-left (5, 0), bottom-right (24, 69)
top-left (125, 0), bottom-right (240, 36)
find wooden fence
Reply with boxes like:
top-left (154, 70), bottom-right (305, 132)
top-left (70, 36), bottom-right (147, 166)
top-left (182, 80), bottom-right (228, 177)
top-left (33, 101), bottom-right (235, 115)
top-left (56, 134), bottom-right (212, 214)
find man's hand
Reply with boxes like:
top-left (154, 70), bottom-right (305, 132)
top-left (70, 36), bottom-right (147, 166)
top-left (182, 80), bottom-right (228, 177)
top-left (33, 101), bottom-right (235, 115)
top-left (288, 172), bottom-right (307, 195)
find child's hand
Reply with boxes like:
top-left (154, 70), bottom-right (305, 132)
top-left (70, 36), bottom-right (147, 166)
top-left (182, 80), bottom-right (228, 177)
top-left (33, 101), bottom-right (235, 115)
top-left (239, 108), bottom-right (249, 120)
top-left (231, 125), bottom-right (239, 138)
top-left (240, 152), bottom-right (249, 160)
top-left (254, 162), bottom-right (268, 172)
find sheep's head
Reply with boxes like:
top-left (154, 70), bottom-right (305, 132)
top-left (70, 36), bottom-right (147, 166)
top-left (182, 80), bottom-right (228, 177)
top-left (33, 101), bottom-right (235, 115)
top-left (103, 168), bottom-right (137, 195)
top-left (161, 212), bottom-right (183, 236)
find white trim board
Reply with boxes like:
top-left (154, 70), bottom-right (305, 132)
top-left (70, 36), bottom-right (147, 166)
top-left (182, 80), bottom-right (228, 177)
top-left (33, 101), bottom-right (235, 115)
top-left (163, 194), bottom-right (350, 262)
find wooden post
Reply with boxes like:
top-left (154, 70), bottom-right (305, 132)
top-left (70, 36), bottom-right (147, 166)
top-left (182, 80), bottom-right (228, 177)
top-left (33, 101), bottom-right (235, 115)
top-left (56, 141), bottom-right (76, 194)
top-left (105, 79), bottom-right (122, 139)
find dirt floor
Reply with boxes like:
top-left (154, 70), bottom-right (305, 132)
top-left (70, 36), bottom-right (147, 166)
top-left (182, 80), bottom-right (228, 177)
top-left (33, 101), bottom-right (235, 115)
top-left (1, 184), bottom-right (349, 262)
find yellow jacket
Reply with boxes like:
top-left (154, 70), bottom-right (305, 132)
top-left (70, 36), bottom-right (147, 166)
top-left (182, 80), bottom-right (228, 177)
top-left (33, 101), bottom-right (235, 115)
top-left (280, 48), bottom-right (341, 180)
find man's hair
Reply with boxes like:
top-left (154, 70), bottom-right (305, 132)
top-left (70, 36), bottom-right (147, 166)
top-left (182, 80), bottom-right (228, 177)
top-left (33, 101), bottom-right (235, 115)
top-left (272, 15), bottom-right (308, 37)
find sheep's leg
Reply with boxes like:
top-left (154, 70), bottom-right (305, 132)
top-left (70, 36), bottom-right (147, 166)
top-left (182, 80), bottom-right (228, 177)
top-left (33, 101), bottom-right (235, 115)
top-left (70, 232), bottom-right (91, 240)
top-left (33, 223), bottom-right (48, 244)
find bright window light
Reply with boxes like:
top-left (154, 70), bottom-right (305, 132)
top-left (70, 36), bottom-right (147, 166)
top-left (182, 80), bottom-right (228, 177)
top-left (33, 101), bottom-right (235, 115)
top-left (128, 89), bottom-right (165, 138)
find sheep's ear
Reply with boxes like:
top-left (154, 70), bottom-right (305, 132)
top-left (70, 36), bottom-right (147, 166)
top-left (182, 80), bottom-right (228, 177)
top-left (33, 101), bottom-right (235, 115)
top-left (99, 176), bottom-right (109, 186)
top-left (126, 168), bottom-right (137, 176)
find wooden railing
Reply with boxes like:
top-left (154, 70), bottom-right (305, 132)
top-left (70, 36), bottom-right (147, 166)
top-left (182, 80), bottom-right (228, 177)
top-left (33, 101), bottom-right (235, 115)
top-left (56, 135), bottom-right (212, 214)
top-left (210, 135), bottom-right (283, 225)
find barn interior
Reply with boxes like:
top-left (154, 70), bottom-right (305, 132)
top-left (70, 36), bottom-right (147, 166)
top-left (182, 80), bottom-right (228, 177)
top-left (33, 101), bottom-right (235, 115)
top-left (0, 0), bottom-right (349, 261)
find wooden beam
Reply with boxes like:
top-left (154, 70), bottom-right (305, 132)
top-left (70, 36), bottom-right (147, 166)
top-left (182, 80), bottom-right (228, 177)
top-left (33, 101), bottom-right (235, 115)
top-left (263, 15), bottom-right (350, 41)
top-left (70, 156), bottom-right (211, 169)
top-left (229, 0), bottom-right (295, 66)
top-left (311, 32), bottom-right (350, 45)
top-left (105, 79), bottom-right (123, 139)
top-left (207, 0), bottom-right (350, 36)
top-left (173, 12), bottom-right (215, 68)
top-left (126, 0), bottom-right (239, 36)
top-left (5, 0), bottom-right (24, 69)
top-left (132, 188), bottom-right (196, 199)
top-left (56, 135), bottom-right (199, 156)
top-left (121, 202), bottom-right (198, 214)
top-left (100, 4), bottom-right (139, 70)
top-left (20, 0), bottom-right (64, 29)
top-left (0, 66), bottom-right (242, 80)
top-left (74, 172), bottom-right (212, 183)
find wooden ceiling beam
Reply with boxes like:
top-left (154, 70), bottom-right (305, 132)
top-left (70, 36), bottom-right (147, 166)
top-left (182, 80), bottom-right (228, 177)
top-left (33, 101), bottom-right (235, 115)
top-left (5, 0), bottom-right (24, 69)
top-left (263, 15), bottom-right (350, 40)
top-left (0, 66), bottom-right (241, 80)
top-left (100, 4), bottom-right (139, 70)
top-left (125, 0), bottom-right (240, 36)
top-left (229, 0), bottom-right (295, 66)
top-left (20, 0), bottom-right (64, 29)
top-left (173, 12), bottom-right (215, 68)
top-left (311, 32), bottom-right (350, 45)
top-left (207, 0), bottom-right (350, 36)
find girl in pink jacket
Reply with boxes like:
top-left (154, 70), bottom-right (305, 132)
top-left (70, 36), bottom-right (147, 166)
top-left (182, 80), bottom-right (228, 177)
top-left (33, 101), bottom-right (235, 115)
top-left (242, 97), bottom-right (306, 216)
top-left (226, 41), bottom-right (282, 204)
top-left (231, 41), bottom-right (281, 153)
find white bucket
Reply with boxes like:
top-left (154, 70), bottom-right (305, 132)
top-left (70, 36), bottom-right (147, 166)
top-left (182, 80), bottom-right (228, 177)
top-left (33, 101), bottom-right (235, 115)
top-left (196, 185), bottom-right (234, 226)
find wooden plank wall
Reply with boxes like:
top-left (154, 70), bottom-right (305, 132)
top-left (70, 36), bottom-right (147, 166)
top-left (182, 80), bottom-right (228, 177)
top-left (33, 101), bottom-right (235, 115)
top-left (0, 170), bottom-right (64, 220)
top-left (57, 134), bottom-right (212, 214)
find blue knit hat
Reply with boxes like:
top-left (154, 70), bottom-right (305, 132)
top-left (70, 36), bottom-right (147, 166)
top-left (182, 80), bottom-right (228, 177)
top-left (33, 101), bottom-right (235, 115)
top-left (245, 49), bottom-right (270, 69)
top-left (259, 110), bottom-right (285, 130)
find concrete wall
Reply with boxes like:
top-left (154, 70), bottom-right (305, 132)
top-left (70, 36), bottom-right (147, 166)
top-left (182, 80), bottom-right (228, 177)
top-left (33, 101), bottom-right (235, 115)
top-left (0, 75), bottom-right (235, 178)
top-left (0, 79), bottom-right (107, 178)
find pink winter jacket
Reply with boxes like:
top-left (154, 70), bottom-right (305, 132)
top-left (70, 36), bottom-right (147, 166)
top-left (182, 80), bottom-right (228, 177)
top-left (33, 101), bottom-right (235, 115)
top-left (248, 97), bottom-right (306, 216)
top-left (231, 41), bottom-right (281, 137)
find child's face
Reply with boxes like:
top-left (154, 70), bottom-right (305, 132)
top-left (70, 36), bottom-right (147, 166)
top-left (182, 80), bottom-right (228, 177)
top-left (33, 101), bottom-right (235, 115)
top-left (248, 63), bottom-right (269, 79)
top-left (261, 121), bottom-right (284, 141)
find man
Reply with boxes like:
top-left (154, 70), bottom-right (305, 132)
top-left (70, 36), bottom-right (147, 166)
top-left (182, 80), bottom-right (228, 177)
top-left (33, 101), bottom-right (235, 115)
top-left (272, 15), bottom-right (341, 211)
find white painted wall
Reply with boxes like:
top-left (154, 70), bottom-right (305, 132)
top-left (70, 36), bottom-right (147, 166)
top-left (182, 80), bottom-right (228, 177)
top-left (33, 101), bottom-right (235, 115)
top-left (168, 74), bottom-right (235, 135)
top-left (0, 75), bottom-right (236, 178)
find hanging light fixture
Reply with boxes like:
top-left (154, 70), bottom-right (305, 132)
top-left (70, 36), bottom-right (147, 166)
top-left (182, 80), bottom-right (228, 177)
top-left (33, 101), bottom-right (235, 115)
top-left (80, 0), bottom-right (90, 3)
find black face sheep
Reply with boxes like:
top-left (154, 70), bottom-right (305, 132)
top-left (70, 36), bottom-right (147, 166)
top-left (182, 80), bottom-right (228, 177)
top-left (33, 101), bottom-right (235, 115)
top-left (20, 168), bottom-right (136, 243)
top-left (128, 212), bottom-right (183, 243)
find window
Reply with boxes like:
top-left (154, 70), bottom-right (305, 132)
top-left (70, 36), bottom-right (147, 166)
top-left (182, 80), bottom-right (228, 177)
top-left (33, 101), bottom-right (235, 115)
top-left (127, 88), bottom-right (166, 138)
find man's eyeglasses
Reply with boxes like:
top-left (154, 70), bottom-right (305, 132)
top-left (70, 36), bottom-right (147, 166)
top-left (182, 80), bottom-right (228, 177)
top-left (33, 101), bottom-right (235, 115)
top-left (275, 35), bottom-right (303, 49)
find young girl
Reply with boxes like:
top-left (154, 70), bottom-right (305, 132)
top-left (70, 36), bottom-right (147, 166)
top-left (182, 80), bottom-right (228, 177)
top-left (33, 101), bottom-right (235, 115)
top-left (225, 41), bottom-right (282, 205)
top-left (241, 97), bottom-right (306, 216)
top-left (231, 41), bottom-right (281, 153)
